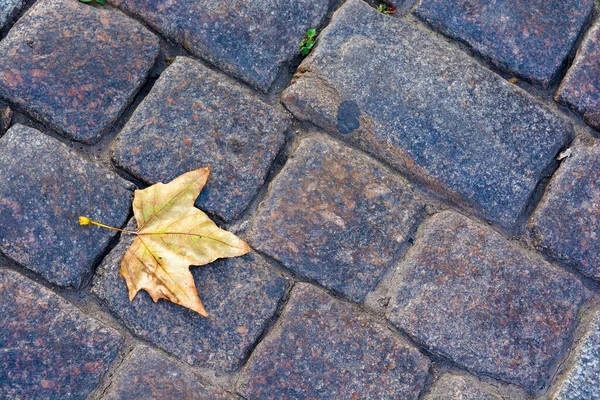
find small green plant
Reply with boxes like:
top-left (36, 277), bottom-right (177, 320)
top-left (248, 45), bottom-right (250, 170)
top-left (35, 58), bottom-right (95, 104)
top-left (300, 28), bottom-right (317, 56)
top-left (79, 0), bottom-right (105, 5)
top-left (376, 2), bottom-right (396, 14)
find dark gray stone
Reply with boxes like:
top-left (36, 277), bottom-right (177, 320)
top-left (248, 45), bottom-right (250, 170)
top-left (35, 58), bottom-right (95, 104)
top-left (0, 268), bottom-right (123, 399)
top-left (237, 283), bottom-right (431, 400)
top-left (423, 373), bottom-right (502, 400)
top-left (104, 345), bottom-right (238, 400)
top-left (282, 0), bottom-right (573, 230)
top-left (414, 0), bottom-right (593, 87)
top-left (0, 0), bottom-right (159, 144)
top-left (0, 125), bottom-right (133, 288)
top-left (92, 224), bottom-right (288, 374)
top-left (112, 57), bottom-right (289, 222)
top-left (556, 20), bottom-right (600, 131)
top-left (248, 135), bottom-right (424, 302)
top-left (528, 143), bottom-right (600, 281)
top-left (0, 0), bottom-right (22, 30)
top-left (387, 211), bottom-right (583, 393)
top-left (109, 0), bottom-right (332, 92)
top-left (0, 101), bottom-right (12, 135)
top-left (553, 311), bottom-right (600, 400)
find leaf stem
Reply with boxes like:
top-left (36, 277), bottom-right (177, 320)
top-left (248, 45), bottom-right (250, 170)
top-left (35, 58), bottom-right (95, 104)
top-left (79, 216), bottom-right (137, 234)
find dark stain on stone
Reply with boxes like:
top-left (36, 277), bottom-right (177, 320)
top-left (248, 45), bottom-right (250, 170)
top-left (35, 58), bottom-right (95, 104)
top-left (336, 100), bottom-right (361, 134)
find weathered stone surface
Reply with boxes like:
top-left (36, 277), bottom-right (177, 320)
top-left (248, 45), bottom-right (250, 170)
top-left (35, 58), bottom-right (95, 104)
top-left (92, 224), bottom-right (287, 373)
top-left (556, 20), bottom-right (600, 131)
top-left (553, 310), bottom-right (600, 400)
top-left (0, 0), bottom-right (158, 144)
top-left (528, 143), bottom-right (600, 281)
top-left (282, 0), bottom-right (573, 230)
top-left (0, 269), bottom-right (123, 399)
top-left (0, 0), bottom-right (22, 30)
top-left (0, 125), bottom-right (133, 288)
top-left (423, 372), bottom-right (502, 400)
top-left (113, 57), bottom-right (289, 222)
top-left (387, 211), bottom-right (583, 393)
top-left (109, 0), bottom-right (331, 92)
top-left (104, 345), bottom-right (238, 400)
top-left (414, 0), bottom-right (593, 87)
top-left (237, 283), bottom-right (430, 399)
top-left (248, 135), bottom-right (424, 302)
top-left (0, 101), bottom-right (12, 135)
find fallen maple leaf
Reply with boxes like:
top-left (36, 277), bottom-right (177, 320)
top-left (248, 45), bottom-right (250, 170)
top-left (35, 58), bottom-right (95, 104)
top-left (79, 167), bottom-right (249, 316)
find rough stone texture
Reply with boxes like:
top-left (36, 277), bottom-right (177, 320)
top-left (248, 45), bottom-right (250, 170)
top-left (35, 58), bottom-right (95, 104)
top-left (248, 135), bottom-right (424, 302)
top-left (528, 143), bottom-right (600, 281)
top-left (0, 269), bottom-right (123, 399)
top-left (0, 101), bottom-right (12, 135)
top-left (109, 0), bottom-right (332, 92)
top-left (0, 0), bottom-right (159, 144)
top-left (556, 20), bottom-right (600, 131)
top-left (113, 57), bottom-right (289, 222)
top-left (387, 211), bottom-right (583, 393)
top-left (282, 0), bottom-right (573, 230)
top-left (553, 310), bottom-right (600, 400)
top-left (0, 125), bottom-right (133, 288)
top-left (0, 0), bottom-right (22, 30)
top-left (423, 373), bottom-right (503, 400)
top-left (237, 283), bottom-right (430, 400)
top-left (104, 345), bottom-right (238, 400)
top-left (414, 0), bottom-right (593, 87)
top-left (92, 223), bottom-right (288, 373)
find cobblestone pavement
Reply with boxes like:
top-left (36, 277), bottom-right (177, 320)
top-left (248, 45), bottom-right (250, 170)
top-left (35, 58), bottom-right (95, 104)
top-left (0, 0), bottom-right (599, 399)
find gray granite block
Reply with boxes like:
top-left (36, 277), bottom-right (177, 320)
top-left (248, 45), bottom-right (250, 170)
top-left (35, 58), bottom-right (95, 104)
top-left (282, 0), bottom-right (573, 230)
top-left (0, 125), bottom-right (133, 288)
top-left (237, 283), bottom-right (431, 399)
top-left (0, 269), bottom-right (123, 399)
top-left (248, 135), bottom-right (425, 303)
top-left (556, 20), bottom-right (600, 131)
top-left (0, 0), bottom-right (159, 143)
top-left (387, 211), bottom-right (583, 393)
top-left (112, 57), bottom-right (289, 222)
top-left (104, 345), bottom-right (238, 400)
top-left (0, 0), bottom-right (22, 30)
top-left (528, 143), bottom-right (600, 281)
top-left (92, 224), bottom-right (288, 374)
top-left (553, 311), bottom-right (600, 400)
top-left (423, 372), bottom-right (503, 400)
top-left (109, 0), bottom-right (332, 92)
top-left (414, 0), bottom-right (593, 87)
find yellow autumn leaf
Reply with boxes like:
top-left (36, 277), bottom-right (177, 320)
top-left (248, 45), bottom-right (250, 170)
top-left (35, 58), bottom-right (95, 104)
top-left (80, 167), bottom-right (250, 316)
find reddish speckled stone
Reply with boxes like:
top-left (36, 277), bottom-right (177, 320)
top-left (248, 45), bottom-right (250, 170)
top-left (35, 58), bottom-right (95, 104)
top-left (112, 57), bottom-right (289, 222)
top-left (248, 135), bottom-right (425, 302)
top-left (387, 212), bottom-right (583, 393)
top-left (104, 345), bottom-right (238, 400)
top-left (0, 269), bottom-right (123, 399)
top-left (0, 125), bottom-right (133, 288)
top-left (0, 0), bottom-right (159, 144)
top-left (109, 0), bottom-right (332, 92)
top-left (557, 21), bottom-right (600, 131)
top-left (0, 102), bottom-right (12, 135)
top-left (92, 221), bottom-right (288, 374)
top-left (282, 0), bottom-right (572, 230)
top-left (528, 144), bottom-right (600, 281)
top-left (414, 0), bottom-right (593, 87)
top-left (237, 283), bottom-right (430, 399)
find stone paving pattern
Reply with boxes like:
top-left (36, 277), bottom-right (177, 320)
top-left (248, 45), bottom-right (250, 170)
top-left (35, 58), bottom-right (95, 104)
top-left (557, 19), bottom-right (600, 131)
top-left (414, 0), bottom-right (594, 87)
top-left (112, 56), bottom-right (289, 222)
top-left (0, 0), bottom-right (599, 397)
top-left (0, 0), bottom-right (159, 143)
top-left (282, 0), bottom-right (573, 230)
top-left (0, 269), bottom-right (123, 399)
